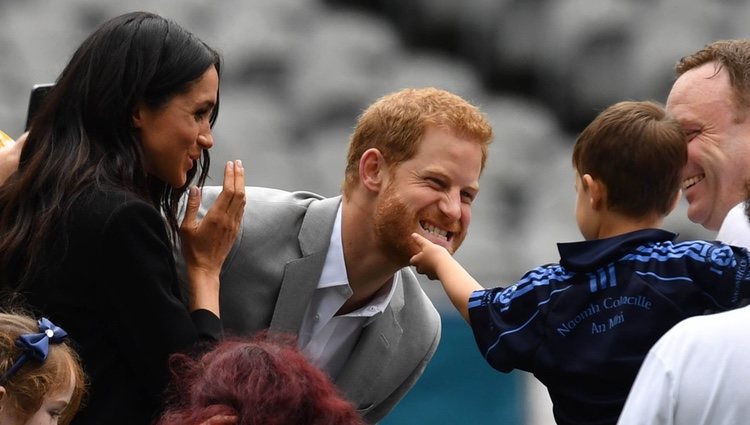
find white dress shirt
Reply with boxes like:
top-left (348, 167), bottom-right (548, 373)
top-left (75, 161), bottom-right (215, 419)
top-left (617, 305), bottom-right (750, 425)
top-left (716, 202), bottom-right (750, 249)
top-left (297, 204), bottom-right (396, 379)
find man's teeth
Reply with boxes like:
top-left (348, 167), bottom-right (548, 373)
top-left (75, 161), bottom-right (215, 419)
top-left (682, 174), bottom-right (705, 190)
top-left (422, 223), bottom-right (449, 240)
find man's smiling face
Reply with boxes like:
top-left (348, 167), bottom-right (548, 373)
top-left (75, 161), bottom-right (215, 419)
top-left (373, 125), bottom-right (483, 263)
top-left (667, 62), bottom-right (750, 230)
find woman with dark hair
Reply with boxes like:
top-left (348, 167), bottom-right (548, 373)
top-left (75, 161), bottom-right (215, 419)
top-left (0, 11), bottom-right (245, 425)
top-left (157, 334), bottom-right (365, 425)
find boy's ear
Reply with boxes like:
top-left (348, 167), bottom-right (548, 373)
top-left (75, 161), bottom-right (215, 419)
top-left (583, 174), bottom-right (606, 210)
top-left (359, 148), bottom-right (387, 193)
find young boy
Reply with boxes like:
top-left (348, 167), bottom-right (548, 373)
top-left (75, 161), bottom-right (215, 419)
top-left (410, 100), bottom-right (750, 425)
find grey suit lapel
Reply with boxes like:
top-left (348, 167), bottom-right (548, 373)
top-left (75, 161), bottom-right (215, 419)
top-left (269, 196), bottom-right (342, 334)
top-left (335, 272), bottom-right (406, 406)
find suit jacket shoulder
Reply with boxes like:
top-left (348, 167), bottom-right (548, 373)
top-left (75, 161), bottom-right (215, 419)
top-left (338, 268), bottom-right (441, 423)
top-left (193, 186), bottom-right (338, 334)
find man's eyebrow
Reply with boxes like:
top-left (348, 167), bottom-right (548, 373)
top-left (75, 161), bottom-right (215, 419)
top-left (464, 183), bottom-right (480, 193)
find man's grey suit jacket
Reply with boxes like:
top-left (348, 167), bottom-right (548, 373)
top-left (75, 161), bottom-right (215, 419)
top-left (194, 186), bottom-right (441, 424)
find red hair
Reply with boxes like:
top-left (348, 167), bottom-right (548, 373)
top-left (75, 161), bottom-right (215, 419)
top-left (157, 333), bottom-right (364, 425)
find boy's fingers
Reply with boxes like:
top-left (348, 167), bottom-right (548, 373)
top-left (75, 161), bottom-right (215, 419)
top-left (411, 232), bottom-right (430, 247)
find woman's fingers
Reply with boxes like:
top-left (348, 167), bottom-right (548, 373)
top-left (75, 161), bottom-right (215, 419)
top-left (210, 160), bottom-right (245, 215)
top-left (180, 186), bottom-right (201, 230)
top-left (228, 160), bottom-right (245, 217)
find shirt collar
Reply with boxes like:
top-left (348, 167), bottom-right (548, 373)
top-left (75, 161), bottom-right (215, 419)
top-left (362, 274), bottom-right (398, 325)
top-left (318, 204), bottom-right (401, 324)
top-left (318, 204), bottom-right (396, 319)
top-left (557, 228), bottom-right (677, 272)
top-left (319, 204), bottom-right (348, 290)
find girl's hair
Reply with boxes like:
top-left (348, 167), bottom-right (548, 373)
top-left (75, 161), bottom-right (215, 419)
top-left (0, 11), bottom-right (222, 290)
top-left (157, 333), bottom-right (365, 425)
top-left (0, 311), bottom-right (86, 425)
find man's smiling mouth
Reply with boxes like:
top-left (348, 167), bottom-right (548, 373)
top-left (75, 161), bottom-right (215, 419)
top-left (420, 221), bottom-right (452, 241)
top-left (682, 174), bottom-right (705, 190)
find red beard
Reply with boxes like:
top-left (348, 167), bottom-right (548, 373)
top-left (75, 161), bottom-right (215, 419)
top-left (373, 183), bottom-right (465, 264)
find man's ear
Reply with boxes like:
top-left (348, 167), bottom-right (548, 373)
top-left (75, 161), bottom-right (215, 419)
top-left (359, 148), bottom-right (387, 193)
top-left (583, 174), bottom-right (606, 210)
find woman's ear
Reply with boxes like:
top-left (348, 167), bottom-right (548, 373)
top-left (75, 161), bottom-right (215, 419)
top-left (0, 385), bottom-right (6, 410)
top-left (359, 148), bottom-right (387, 193)
top-left (131, 102), bottom-right (145, 129)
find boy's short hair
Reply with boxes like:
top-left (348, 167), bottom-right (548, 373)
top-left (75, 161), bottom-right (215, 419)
top-left (572, 100), bottom-right (686, 218)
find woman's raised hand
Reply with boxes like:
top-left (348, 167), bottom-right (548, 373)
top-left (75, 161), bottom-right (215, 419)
top-left (180, 160), bottom-right (246, 314)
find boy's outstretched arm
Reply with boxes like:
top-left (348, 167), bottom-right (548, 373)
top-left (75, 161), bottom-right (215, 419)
top-left (409, 233), bottom-right (484, 322)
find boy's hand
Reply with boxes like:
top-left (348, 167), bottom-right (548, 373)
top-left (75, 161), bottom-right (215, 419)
top-left (409, 233), bottom-right (453, 280)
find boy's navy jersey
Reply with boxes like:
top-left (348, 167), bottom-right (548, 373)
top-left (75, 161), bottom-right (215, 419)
top-left (468, 229), bottom-right (750, 425)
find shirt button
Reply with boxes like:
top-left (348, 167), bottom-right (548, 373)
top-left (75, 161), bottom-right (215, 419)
top-left (314, 314), bottom-right (320, 321)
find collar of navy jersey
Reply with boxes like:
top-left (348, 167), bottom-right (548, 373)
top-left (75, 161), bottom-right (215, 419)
top-left (557, 229), bottom-right (677, 272)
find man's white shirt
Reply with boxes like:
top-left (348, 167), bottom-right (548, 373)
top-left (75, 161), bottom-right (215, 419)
top-left (298, 204), bottom-right (396, 379)
top-left (716, 202), bottom-right (750, 248)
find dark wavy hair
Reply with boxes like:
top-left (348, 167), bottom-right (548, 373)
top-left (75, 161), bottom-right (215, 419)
top-left (157, 333), bottom-right (365, 425)
top-left (0, 11), bottom-right (221, 289)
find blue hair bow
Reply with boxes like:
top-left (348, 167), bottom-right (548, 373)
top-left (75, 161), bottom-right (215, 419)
top-left (0, 317), bottom-right (68, 385)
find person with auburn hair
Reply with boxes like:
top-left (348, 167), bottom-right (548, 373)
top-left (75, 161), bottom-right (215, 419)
top-left (0, 11), bottom-right (245, 425)
top-left (0, 312), bottom-right (85, 425)
top-left (157, 334), bottom-right (364, 425)
top-left (183, 87), bottom-right (493, 423)
top-left (410, 100), bottom-right (750, 425)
